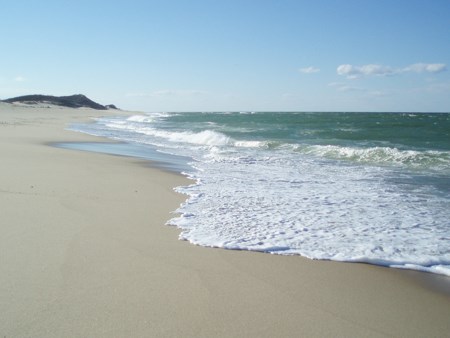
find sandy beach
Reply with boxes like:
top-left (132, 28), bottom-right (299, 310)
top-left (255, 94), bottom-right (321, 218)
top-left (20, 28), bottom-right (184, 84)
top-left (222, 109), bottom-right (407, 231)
top-left (1, 103), bottom-right (449, 337)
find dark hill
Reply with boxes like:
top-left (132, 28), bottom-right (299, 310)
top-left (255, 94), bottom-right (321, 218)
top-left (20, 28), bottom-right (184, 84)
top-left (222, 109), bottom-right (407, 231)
top-left (3, 94), bottom-right (110, 110)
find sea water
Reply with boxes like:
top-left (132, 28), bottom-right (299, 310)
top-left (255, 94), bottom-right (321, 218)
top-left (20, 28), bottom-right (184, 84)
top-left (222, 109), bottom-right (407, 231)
top-left (69, 112), bottom-right (450, 276)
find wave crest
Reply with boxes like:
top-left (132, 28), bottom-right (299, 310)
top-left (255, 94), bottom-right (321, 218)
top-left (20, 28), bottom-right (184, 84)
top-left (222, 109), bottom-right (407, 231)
top-left (126, 114), bottom-right (154, 123)
top-left (298, 145), bottom-right (450, 170)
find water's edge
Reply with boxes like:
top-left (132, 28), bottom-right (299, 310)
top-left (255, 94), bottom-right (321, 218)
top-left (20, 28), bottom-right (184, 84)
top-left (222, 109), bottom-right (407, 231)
top-left (51, 137), bottom-right (450, 295)
top-left (53, 141), bottom-right (193, 174)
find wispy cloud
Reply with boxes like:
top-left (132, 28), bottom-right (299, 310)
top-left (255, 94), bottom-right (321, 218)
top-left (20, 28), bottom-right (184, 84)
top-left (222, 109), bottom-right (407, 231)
top-left (403, 63), bottom-right (447, 73)
top-left (328, 82), bottom-right (390, 98)
top-left (328, 82), bottom-right (363, 92)
top-left (299, 66), bottom-right (320, 74)
top-left (337, 64), bottom-right (396, 79)
top-left (337, 63), bottom-right (447, 79)
top-left (14, 76), bottom-right (26, 82)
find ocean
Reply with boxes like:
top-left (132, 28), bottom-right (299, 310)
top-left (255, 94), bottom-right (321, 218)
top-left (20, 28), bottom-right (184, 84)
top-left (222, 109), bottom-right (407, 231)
top-left (69, 112), bottom-right (450, 276)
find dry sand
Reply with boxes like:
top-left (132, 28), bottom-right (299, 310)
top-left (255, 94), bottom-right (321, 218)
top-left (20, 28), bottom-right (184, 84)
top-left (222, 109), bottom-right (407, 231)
top-left (1, 103), bottom-right (449, 337)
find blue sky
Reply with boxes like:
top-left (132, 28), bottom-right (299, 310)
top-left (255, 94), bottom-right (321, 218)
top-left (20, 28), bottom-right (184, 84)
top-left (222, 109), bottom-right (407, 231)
top-left (1, 0), bottom-right (449, 112)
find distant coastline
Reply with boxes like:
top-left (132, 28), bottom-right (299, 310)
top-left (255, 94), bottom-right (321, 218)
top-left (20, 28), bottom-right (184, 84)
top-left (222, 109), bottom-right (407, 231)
top-left (1, 94), bottom-right (118, 110)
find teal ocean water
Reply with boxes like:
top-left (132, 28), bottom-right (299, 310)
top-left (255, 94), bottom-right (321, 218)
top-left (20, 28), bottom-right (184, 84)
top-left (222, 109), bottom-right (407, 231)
top-left (71, 112), bottom-right (450, 276)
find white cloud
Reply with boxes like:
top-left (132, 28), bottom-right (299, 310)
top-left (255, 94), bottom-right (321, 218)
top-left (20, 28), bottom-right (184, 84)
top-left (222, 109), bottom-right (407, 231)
top-left (337, 64), bottom-right (395, 79)
top-left (14, 76), bottom-right (26, 82)
top-left (403, 63), bottom-right (447, 73)
top-left (299, 66), bottom-right (320, 74)
top-left (337, 63), bottom-right (447, 79)
top-left (337, 85), bottom-right (361, 92)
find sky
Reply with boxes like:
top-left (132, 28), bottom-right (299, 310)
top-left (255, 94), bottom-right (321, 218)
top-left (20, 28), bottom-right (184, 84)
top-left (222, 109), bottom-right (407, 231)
top-left (1, 0), bottom-right (449, 112)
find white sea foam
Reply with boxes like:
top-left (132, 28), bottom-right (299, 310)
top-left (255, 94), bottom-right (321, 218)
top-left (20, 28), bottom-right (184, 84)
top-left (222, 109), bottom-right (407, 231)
top-left (126, 115), bottom-right (154, 123)
top-left (141, 129), bottom-right (231, 146)
top-left (234, 140), bottom-right (266, 148)
top-left (70, 113), bottom-right (450, 277)
top-left (169, 150), bottom-right (450, 276)
top-left (128, 112), bottom-right (173, 120)
top-left (109, 115), bottom-right (263, 148)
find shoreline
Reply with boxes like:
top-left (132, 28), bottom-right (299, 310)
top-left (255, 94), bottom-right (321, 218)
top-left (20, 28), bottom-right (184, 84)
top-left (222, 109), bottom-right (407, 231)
top-left (54, 141), bottom-right (450, 295)
top-left (52, 140), bottom-right (194, 175)
top-left (1, 103), bottom-right (449, 337)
